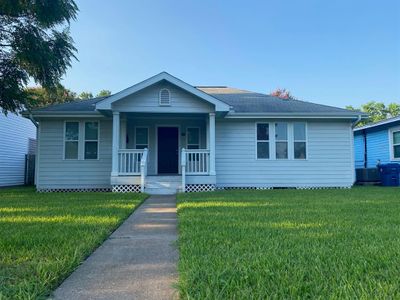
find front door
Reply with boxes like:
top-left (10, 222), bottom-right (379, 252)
top-left (157, 127), bottom-right (179, 174)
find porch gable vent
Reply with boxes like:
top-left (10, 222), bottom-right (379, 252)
top-left (159, 88), bottom-right (171, 106)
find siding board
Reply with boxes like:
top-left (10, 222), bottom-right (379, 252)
top-left (215, 119), bottom-right (354, 187)
top-left (0, 113), bottom-right (36, 186)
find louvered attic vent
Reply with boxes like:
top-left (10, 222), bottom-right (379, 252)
top-left (159, 89), bottom-right (170, 106)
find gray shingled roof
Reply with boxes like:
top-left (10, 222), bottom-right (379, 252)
top-left (31, 86), bottom-right (362, 116)
top-left (197, 87), bottom-right (359, 115)
top-left (32, 97), bottom-right (106, 112)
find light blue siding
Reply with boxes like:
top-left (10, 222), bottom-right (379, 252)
top-left (112, 82), bottom-right (214, 113)
top-left (354, 133), bottom-right (365, 168)
top-left (0, 112), bottom-right (36, 186)
top-left (36, 119), bottom-right (112, 189)
top-left (353, 120), bottom-right (400, 169)
top-left (215, 119), bottom-right (354, 188)
top-left (365, 129), bottom-right (390, 167)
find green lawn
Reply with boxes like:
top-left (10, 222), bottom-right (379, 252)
top-left (177, 187), bottom-right (400, 299)
top-left (0, 187), bottom-right (147, 300)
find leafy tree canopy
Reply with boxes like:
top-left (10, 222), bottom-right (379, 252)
top-left (96, 89), bottom-right (111, 97)
top-left (78, 91), bottom-right (93, 99)
top-left (270, 88), bottom-right (296, 100)
top-left (0, 0), bottom-right (78, 113)
top-left (26, 84), bottom-right (76, 108)
top-left (346, 101), bottom-right (400, 126)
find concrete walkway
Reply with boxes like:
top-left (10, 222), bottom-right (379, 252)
top-left (52, 195), bottom-right (179, 300)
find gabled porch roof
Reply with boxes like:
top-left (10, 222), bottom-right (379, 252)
top-left (95, 72), bottom-right (231, 112)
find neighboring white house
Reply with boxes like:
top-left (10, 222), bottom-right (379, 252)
top-left (24, 72), bottom-right (366, 194)
top-left (0, 112), bottom-right (37, 187)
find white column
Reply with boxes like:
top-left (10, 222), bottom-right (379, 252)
top-left (206, 117), bottom-right (210, 149)
top-left (209, 112), bottom-right (216, 176)
top-left (111, 112), bottom-right (120, 177)
top-left (120, 117), bottom-right (127, 149)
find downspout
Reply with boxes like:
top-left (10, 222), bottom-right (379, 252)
top-left (363, 130), bottom-right (367, 168)
top-left (351, 114), bottom-right (362, 128)
top-left (28, 113), bottom-right (38, 128)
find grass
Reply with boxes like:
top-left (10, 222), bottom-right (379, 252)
top-left (0, 187), bottom-right (147, 300)
top-left (177, 187), bottom-right (400, 299)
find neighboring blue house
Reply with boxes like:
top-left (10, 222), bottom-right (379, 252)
top-left (0, 112), bottom-right (37, 187)
top-left (24, 72), bottom-right (365, 194)
top-left (353, 116), bottom-right (400, 169)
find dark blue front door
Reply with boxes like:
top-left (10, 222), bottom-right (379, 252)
top-left (157, 127), bottom-right (179, 174)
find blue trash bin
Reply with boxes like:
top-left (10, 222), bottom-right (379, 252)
top-left (379, 163), bottom-right (400, 186)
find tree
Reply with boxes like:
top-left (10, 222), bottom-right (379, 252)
top-left (0, 0), bottom-right (78, 113)
top-left (78, 91), bottom-right (93, 100)
top-left (96, 89), bottom-right (111, 97)
top-left (25, 84), bottom-right (76, 108)
top-left (388, 102), bottom-right (400, 118)
top-left (347, 101), bottom-right (400, 126)
top-left (270, 88), bottom-right (296, 100)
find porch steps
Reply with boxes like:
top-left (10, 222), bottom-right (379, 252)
top-left (144, 176), bottom-right (182, 195)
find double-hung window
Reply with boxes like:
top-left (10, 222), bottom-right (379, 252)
top-left (392, 129), bottom-right (400, 160)
top-left (256, 123), bottom-right (270, 159)
top-left (187, 128), bottom-right (200, 149)
top-left (275, 122), bottom-right (288, 159)
top-left (84, 122), bottom-right (99, 159)
top-left (64, 122), bottom-right (79, 159)
top-left (135, 127), bottom-right (148, 149)
top-left (293, 122), bottom-right (307, 159)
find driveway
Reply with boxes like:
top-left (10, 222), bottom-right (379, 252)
top-left (52, 195), bottom-right (178, 300)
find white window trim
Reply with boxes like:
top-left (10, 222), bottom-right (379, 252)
top-left (255, 122), bottom-right (272, 160)
top-left (255, 121), bottom-right (308, 161)
top-left (293, 122), bottom-right (308, 160)
top-left (134, 126), bottom-right (149, 149)
top-left (63, 121), bottom-right (80, 160)
top-left (275, 122), bottom-right (289, 160)
top-left (84, 121), bottom-right (100, 160)
top-left (186, 127), bottom-right (201, 149)
top-left (389, 126), bottom-right (400, 161)
top-left (159, 88), bottom-right (171, 106)
top-left (63, 120), bottom-right (100, 160)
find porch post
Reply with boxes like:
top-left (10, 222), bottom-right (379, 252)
top-left (209, 112), bottom-right (216, 176)
top-left (120, 116), bottom-right (127, 149)
top-left (111, 111), bottom-right (120, 177)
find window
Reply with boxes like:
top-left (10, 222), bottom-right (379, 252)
top-left (84, 122), bottom-right (99, 159)
top-left (392, 129), bottom-right (400, 160)
top-left (135, 127), bottom-right (148, 149)
top-left (187, 128), bottom-right (200, 149)
top-left (275, 122), bottom-right (288, 159)
top-left (256, 123), bottom-right (270, 159)
top-left (159, 88), bottom-right (170, 106)
top-left (65, 122), bottom-right (79, 159)
top-left (294, 122), bottom-right (307, 159)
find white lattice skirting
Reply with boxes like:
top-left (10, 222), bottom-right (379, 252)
top-left (185, 184), bottom-right (216, 193)
top-left (216, 186), bottom-right (351, 190)
top-left (38, 188), bottom-right (111, 193)
top-left (112, 184), bottom-right (141, 193)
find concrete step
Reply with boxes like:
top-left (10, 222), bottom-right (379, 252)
top-left (144, 176), bottom-right (182, 195)
top-left (144, 187), bottom-right (180, 195)
top-left (146, 176), bottom-right (181, 182)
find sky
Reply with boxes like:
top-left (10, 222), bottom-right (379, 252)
top-left (62, 0), bottom-right (400, 108)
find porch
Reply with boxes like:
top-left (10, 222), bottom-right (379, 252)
top-left (109, 112), bottom-right (216, 193)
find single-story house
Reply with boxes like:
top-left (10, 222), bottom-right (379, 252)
top-left (24, 72), bottom-right (365, 194)
top-left (353, 116), bottom-right (400, 182)
top-left (0, 112), bottom-right (37, 187)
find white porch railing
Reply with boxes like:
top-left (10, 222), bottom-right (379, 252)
top-left (140, 148), bottom-right (148, 193)
top-left (118, 149), bottom-right (144, 175)
top-left (181, 148), bottom-right (210, 193)
top-left (185, 149), bottom-right (210, 175)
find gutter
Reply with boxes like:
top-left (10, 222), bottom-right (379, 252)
top-left (351, 114), bottom-right (363, 128)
